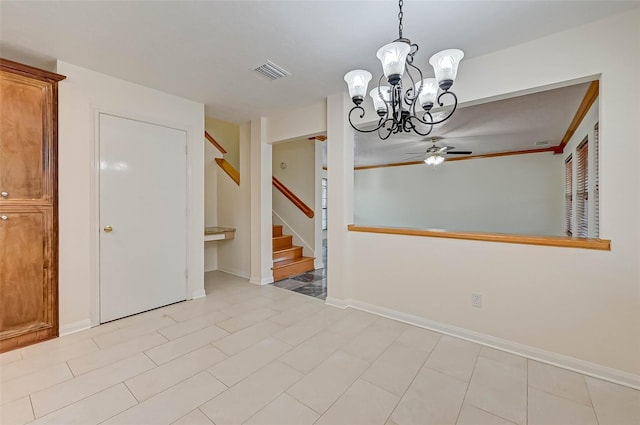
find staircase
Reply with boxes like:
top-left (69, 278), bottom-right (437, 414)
top-left (272, 225), bottom-right (315, 281)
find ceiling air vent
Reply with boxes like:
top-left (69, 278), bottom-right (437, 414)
top-left (252, 61), bottom-right (291, 80)
top-left (534, 140), bottom-right (550, 147)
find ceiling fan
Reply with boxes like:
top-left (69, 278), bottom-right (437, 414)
top-left (405, 137), bottom-right (472, 166)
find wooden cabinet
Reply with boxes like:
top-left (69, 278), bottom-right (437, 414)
top-left (0, 59), bottom-right (65, 352)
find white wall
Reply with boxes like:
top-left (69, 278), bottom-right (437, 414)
top-left (56, 61), bottom-right (205, 333)
top-left (354, 152), bottom-right (565, 236)
top-left (217, 122), bottom-right (252, 278)
top-left (562, 99), bottom-right (600, 238)
top-left (272, 139), bottom-right (316, 256)
top-left (267, 101), bottom-right (326, 144)
top-left (330, 9), bottom-right (640, 384)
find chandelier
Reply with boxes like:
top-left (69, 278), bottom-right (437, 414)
top-left (343, 0), bottom-right (464, 140)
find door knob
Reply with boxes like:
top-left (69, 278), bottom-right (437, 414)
top-left (103, 225), bottom-right (113, 233)
top-left (1, 192), bottom-right (8, 197)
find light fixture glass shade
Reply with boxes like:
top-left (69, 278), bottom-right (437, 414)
top-left (424, 153), bottom-right (445, 166)
top-left (429, 49), bottom-right (464, 90)
top-left (344, 70), bottom-right (372, 104)
top-left (416, 78), bottom-right (438, 110)
top-left (370, 86), bottom-right (390, 113)
top-left (376, 42), bottom-right (411, 85)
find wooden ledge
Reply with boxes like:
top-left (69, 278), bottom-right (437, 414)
top-left (347, 225), bottom-right (611, 251)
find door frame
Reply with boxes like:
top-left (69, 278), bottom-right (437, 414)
top-left (90, 108), bottom-right (196, 326)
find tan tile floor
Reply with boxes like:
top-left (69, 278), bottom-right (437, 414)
top-left (1, 271), bottom-right (638, 425)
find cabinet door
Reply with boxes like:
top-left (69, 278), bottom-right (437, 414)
top-left (0, 71), bottom-right (53, 203)
top-left (0, 208), bottom-right (56, 349)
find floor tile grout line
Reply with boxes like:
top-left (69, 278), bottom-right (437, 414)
top-left (382, 332), bottom-right (443, 424)
top-left (301, 320), bottom-right (408, 422)
top-left (526, 371), bottom-right (600, 411)
top-left (453, 344), bottom-right (480, 425)
top-left (28, 394), bottom-right (36, 422)
top-left (583, 376), bottom-right (602, 425)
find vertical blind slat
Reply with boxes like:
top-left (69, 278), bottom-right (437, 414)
top-left (576, 139), bottom-right (589, 238)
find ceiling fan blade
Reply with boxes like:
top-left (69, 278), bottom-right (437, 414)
top-left (404, 152), bottom-right (427, 155)
top-left (440, 146), bottom-right (456, 152)
top-left (446, 151), bottom-right (472, 155)
top-left (404, 154), bottom-right (427, 160)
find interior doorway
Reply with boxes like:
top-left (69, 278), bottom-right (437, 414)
top-left (269, 136), bottom-right (327, 299)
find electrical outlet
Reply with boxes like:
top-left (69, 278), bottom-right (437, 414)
top-left (472, 293), bottom-right (483, 308)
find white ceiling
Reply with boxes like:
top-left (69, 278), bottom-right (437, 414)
top-left (1, 1), bottom-right (637, 124)
top-left (352, 81), bottom-right (593, 167)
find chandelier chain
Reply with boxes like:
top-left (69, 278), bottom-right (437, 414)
top-left (398, 0), bottom-right (404, 39)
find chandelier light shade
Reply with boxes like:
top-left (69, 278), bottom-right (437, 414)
top-left (344, 0), bottom-right (464, 140)
top-left (370, 86), bottom-right (391, 113)
top-left (376, 42), bottom-right (411, 85)
top-left (429, 49), bottom-right (464, 91)
top-left (343, 70), bottom-right (373, 104)
top-left (416, 78), bottom-right (438, 110)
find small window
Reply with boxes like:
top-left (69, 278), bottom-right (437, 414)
top-left (565, 155), bottom-right (573, 236)
top-left (321, 178), bottom-right (327, 230)
top-left (576, 138), bottom-right (589, 238)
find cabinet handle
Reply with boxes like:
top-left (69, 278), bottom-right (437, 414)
top-left (1, 215), bottom-right (7, 220)
top-left (1, 192), bottom-right (8, 197)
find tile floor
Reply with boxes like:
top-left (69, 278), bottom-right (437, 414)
top-left (1, 271), bottom-right (638, 425)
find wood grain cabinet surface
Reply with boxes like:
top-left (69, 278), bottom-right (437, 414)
top-left (0, 59), bottom-right (65, 353)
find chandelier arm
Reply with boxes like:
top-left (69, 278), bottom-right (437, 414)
top-left (405, 116), bottom-right (435, 136)
top-left (391, 84), bottom-right (402, 125)
top-left (411, 91), bottom-right (459, 126)
top-left (404, 64), bottom-right (417, 106)
top-left (347, 106), bottom-right (393, 134)
top-left (405, 59), bottom-right (424, 116)
top-left (378, 124), bottom-right (394, 140)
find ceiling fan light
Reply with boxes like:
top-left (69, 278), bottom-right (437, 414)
top-left (417, 78), bottom-right (438, 110)
top-left (376, 41), bottom-right (411, 85)
top-left (429, 49), bottom-right (464, 91)
top-left (370, 86), bottom-right (390, 114)
top-left (424, 153), bottom-right (445, 166)
top-left (344, 70), bottom-right (372, 105)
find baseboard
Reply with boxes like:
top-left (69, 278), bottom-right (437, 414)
top-left (250, 276), bottom-right (274, 285)
top-left (327, 297), bottom-right (640, 390)
top-left (324, 297), bottom-right (349, 309)
top-left (60, 319), bottom-right (93, 336)
top-left (217, 266), bottom-right (250, 279)
top-left (190, 289), bottom-right (207, 299)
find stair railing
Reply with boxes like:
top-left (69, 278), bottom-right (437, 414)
top-left (272, 176), bottom-right (314, 218)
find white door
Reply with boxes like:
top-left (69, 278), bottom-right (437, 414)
top-left (99, 113), bottom-right (187, 323)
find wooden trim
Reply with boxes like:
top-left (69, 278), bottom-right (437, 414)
top-left (205, 131), bottom-right (227, 154)
top-left (272, 176), bottom-right (314, 218)
top-left (555, 80), bottom-right (599, 154)
top-left (0, 58), bottom-right (66, 82)
top-left (215, 158), bottom-right (239, 185)
top-left (309, 135), bottom-right (327, 141)
top-left (347, 224), bottom-right (611, 251)
top-left (354, 147), bottom-right (556, 171)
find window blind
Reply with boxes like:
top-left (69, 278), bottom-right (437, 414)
top-left (576, 139), bottom-right (589, 238)
top-left (594, 123), bottom-right (599, 237)
top-left (565, 155), bottom-right (573, 236)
